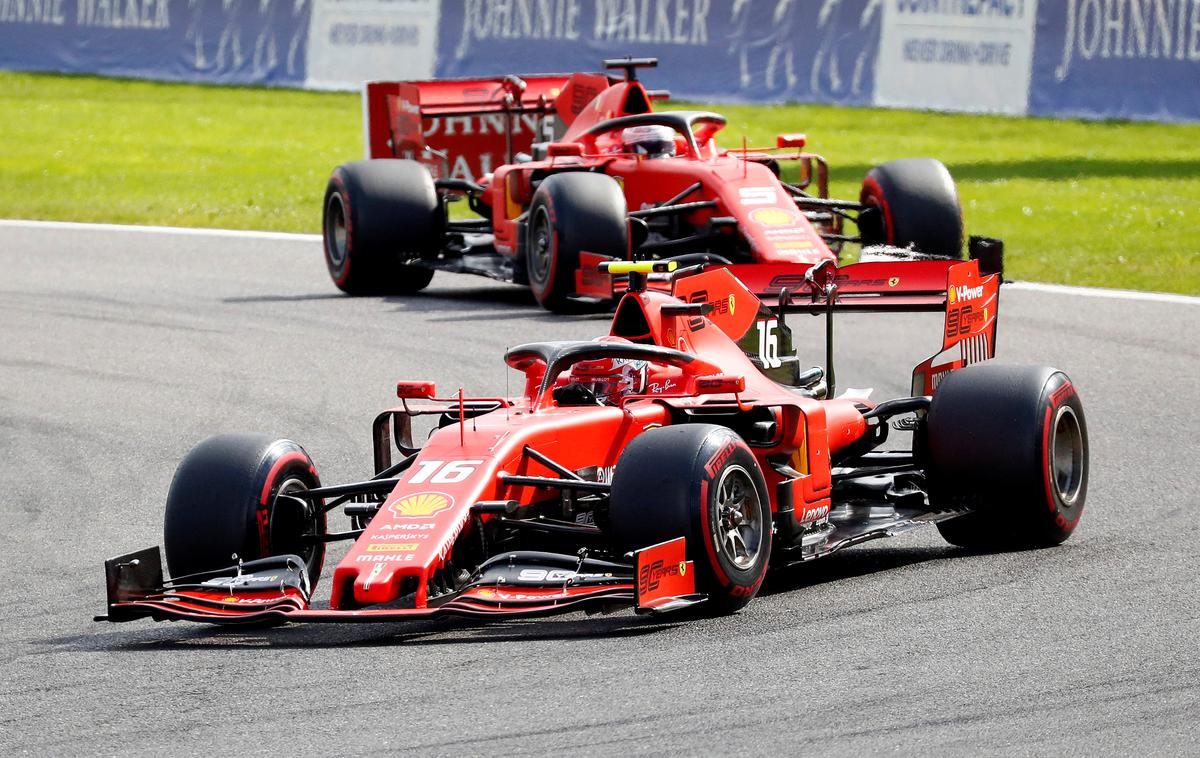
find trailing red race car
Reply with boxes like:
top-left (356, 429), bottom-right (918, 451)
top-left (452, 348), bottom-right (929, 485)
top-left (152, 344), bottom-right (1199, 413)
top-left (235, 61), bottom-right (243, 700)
top-left (322, 58), bottom-right (1000, 311)
top-left (99, 258), bottom-right (1088, 626)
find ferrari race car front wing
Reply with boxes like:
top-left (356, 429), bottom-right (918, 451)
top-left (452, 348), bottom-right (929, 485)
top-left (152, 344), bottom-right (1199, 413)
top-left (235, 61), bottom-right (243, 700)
top-left (96, 539), bottom-right (701, 626)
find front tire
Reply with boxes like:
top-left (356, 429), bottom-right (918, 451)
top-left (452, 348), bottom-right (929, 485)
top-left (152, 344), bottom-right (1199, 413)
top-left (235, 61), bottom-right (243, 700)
top-left (323, 159), bottom-right (440, 295)
top-left (609, 425), bottom-right (772, 614)
top-left (927, 364), bottom-right (1089, 549)
top-left (525, 172), bottom-right (628, 312)
top-left (859, 158), bottom-right (963, 258)
top-left (164, 434), bottom-right (327, 588)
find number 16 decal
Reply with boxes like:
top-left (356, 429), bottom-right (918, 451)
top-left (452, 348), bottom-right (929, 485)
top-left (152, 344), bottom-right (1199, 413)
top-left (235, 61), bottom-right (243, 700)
top-left (756, 318), bottom-right (782, 369)
top-left (407, 459), bottom-right (484, 484)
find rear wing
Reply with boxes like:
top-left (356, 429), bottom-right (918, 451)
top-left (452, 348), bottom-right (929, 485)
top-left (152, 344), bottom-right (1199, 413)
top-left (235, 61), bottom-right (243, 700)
top-left (672, 259), bottom-right (1001, 396)
top-left (362, 71), bottom-right (616, 179)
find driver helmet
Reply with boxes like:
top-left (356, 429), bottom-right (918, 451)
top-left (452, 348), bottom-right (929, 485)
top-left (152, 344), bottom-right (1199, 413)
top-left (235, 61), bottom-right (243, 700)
top-left (621, 125), bottom-right (677, 159)
top-left (569, 338), bottom-right (648, 404)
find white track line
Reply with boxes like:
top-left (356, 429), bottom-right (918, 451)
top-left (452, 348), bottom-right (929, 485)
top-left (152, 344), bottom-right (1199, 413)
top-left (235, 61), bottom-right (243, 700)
top-left (1004, 281), bottom-right (1200, 305)
top-left (2, 218), bottom-right (1197, 305)
top-left (0, 218), bottom-right (320, 242)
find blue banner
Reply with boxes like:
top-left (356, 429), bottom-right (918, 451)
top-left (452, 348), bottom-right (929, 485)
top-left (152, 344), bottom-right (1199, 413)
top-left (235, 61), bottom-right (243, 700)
top-left (1029, 0), bottom-right (1200, 122)
top-left (0, 0), bottom-right (312, 86)
top-left (436, 0), bottom-right (880, 106)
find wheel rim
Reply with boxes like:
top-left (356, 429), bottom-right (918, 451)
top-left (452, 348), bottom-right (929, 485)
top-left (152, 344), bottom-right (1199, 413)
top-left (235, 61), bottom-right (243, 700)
top-left (529, 206), bottom-right (553, 285)
top-left (325, 194), bottom-right (348, 268)
top-left (714, 464), bottom-right (762, 570)
top-left (1050, 405), bottom-right (1084, 505)
top-left (274, 477), bottom-right (322, 570)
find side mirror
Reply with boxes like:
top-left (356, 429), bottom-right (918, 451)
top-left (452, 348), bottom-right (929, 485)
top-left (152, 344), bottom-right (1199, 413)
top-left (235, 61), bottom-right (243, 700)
top-left (547, 142), bottom-right (583, 158)
top-left (776, 133), bottom-right (807, 149)
top-left (396, 381), bottom-right (436, 399)
top-left (804, 259), bottom-right (837, 297)
top-left (693, 374), bottom-right (746, 395)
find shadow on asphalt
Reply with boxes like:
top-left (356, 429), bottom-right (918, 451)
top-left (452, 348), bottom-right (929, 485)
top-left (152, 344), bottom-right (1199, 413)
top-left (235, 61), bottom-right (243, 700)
top-left (58, 614), bottom-right (682, 652)
top-left (222, 284), bottom-right (613, 323)
top-left (761, 543), bottom-right (961, 597)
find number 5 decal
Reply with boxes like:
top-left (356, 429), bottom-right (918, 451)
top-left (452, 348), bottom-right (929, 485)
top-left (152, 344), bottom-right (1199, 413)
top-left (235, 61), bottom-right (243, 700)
top-left (407, 459), bottom-right (485, 484)
top-left (756, 318), bottom-right (782, 369)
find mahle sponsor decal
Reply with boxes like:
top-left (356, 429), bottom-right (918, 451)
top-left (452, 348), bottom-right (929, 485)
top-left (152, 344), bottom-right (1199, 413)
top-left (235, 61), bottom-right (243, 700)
top-left (389, 492), bottom-right (453, 519)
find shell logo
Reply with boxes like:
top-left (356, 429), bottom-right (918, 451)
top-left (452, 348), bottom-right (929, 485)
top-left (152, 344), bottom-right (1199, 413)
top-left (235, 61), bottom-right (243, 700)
top-left (389, 492), bottom-right (453, 519)
top-left (947, 286), bottom-right (957, 304)
top-left (749, 207), bottom-right (799, 227)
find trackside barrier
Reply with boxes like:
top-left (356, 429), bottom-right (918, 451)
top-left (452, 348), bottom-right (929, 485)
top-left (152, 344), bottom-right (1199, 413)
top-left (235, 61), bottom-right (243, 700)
top-left (0, 0), bottom-right (1197, 122)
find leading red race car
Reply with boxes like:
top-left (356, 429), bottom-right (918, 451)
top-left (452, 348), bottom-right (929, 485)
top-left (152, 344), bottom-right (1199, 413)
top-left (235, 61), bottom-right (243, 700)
top-left (322, 58), bottom-right (1000, 311)
top-left (99, 258), bottom-right (1088, 626)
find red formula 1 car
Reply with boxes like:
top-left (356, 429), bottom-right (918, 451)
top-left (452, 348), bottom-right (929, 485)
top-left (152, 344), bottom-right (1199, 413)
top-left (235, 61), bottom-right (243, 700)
top-left (322, 58), bottom-right (997, 311)
top-left (99, 259), bottom-right (1087, 626)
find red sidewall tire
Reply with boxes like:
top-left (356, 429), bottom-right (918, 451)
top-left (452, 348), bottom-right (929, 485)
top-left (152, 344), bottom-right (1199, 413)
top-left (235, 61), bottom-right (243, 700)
top-left (928, 364), bottom-right (1089, 549)
top-left (524, 172), bottom-right (627, 312)
top-left (609, 425), bottom-right (772, 614)
top-left (164, 435), bottom-right (327, 588)
top-left (859, 158), bottom-right (963, 258)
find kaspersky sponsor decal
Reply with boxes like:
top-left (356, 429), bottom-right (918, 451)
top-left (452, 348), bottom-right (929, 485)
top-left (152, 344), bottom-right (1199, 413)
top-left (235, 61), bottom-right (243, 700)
top-left (388, 491), bottom-right (454, 519)
top-left (371, 532), bottom-right (431, 541)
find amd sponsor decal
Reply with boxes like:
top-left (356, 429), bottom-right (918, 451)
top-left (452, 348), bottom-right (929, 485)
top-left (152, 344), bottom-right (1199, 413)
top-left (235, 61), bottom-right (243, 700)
top-left (875, 0), bottom-right (1037, 114)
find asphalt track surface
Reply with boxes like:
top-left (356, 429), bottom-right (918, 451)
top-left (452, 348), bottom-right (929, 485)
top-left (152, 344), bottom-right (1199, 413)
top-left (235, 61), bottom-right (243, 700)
top-left (1, 224), bottom-right (1198, 756)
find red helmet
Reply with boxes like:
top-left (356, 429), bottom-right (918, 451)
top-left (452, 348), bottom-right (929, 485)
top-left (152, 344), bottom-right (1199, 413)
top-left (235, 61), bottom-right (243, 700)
top-left (569, 340), bottom-right (648, 405)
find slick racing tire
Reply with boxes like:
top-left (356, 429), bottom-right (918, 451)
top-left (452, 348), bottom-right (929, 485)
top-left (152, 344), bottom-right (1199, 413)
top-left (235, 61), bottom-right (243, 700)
top-left (926, 364), bottom-right (1088, 549)
top-left (859, 158), bottom-right (963, 258)
top-left (609, 425), bottom-right (772, 614)
top-left (525, 172), bottom-right (628, 313)
top-left (164, 434), bottom-right (327, 588)
top-left (323, 159), bottom-right (440, 295)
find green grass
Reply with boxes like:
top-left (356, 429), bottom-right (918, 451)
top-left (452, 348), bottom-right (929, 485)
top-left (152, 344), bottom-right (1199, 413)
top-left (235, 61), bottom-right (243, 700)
top-left (2, 71), bottom-right (1198, 294)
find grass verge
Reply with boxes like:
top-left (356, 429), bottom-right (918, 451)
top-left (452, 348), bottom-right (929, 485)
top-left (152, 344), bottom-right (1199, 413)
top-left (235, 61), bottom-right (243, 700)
top-left (1, 71), bottom-right (1197, 294)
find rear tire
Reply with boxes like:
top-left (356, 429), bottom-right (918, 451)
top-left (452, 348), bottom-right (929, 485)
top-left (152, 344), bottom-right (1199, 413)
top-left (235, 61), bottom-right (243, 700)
top-left (164, 434), bottom-right (327, 588)
top-left (859, 158), bottom-right (963, 258)
top-left (927, 364), bottom-right (1088, 549)
top-left (525, 172), bottom-right (628, 312)
top-left (609, 425), bottom-right (772, 614)
top-left (323, 159), bottom-right (440, 295)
